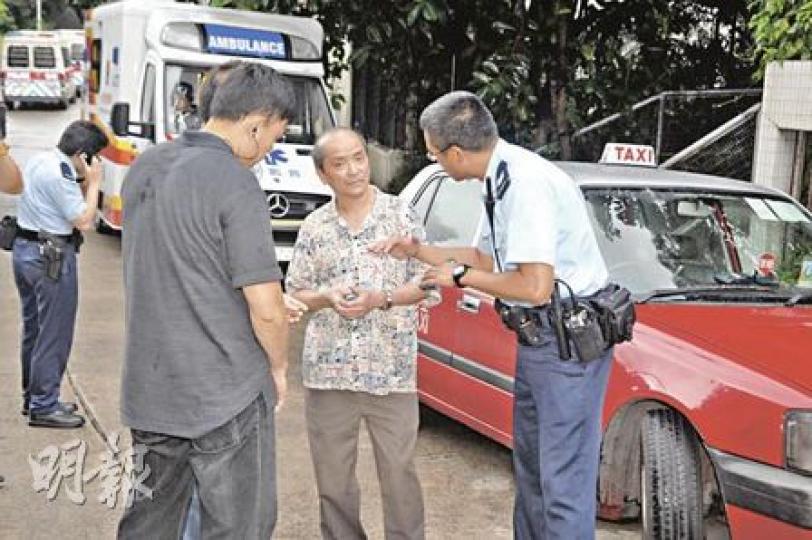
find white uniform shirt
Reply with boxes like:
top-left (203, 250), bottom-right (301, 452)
top-left (17, 149), bottom-right (85, 235)
top-left (476, 139), bottom-right (608, 302)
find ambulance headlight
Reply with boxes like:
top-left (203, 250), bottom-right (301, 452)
top-left (786, 411), bottom-right (812, 475)
top-left (161, 23), bottom-right (204, 52)
top-left (289, 36), bottom-right (320, 60)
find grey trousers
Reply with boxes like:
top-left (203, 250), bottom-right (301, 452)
top-left (305, 388), bottom-right (425, 540)
top-left (117, 391), bottom-right (276, 540)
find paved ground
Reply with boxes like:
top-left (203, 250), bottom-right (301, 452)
top-left (0, 103), bottom-right (641, 539)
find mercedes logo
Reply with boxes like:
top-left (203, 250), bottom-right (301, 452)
top-left (267, 193), bottom-right (291, 218)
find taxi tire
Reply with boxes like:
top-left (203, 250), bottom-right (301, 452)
top-left (641, 409), bottom-right (704, 540)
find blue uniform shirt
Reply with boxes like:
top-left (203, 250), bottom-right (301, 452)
top-left (476, 139), bottom-right (608, 302)
top-left (17, 149), bottom-right (86, 235)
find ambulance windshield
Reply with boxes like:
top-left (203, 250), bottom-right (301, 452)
top-left (165, 64), bottom-right (333, 142)
top-left (584, 188), bottom-right (812, 294)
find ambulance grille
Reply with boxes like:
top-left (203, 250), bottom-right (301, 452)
top-left (264, 191), bottom-right (331, 220)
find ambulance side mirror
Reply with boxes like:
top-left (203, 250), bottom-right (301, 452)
top-left (111, 102), bottom-right (130, 137)
top-left (111, 102), bottom-right (155, 142)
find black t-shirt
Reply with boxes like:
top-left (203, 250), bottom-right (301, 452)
top-left (121, 131), bottom-right (281, 438)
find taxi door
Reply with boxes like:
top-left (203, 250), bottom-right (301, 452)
top-left (410, 172), bottom-right (516, 445)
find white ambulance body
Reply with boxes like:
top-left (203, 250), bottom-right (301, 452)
top-left (2, 30), bottom-right (78, 108)
top-left (84, 0), bottom-right (335, 262)
top-left (55, 29), bottom-right (86, 97)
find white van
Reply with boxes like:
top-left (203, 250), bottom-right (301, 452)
top-left (2, 30), bottom-right (78, 108)
top-left (55, 29), bottom-right (86, 98)
top-left (84, 0), bottom-right (335, 263)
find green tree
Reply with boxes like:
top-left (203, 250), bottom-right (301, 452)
top-left (750, 0), bottom-right (812, 79)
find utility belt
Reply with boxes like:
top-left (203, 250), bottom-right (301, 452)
top-left (1, 216), bottom-right (83, 281)
top-left (495, 280), bottom-right (636, 362)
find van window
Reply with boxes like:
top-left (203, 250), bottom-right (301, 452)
top-left (33, 47), bottom-right (56, 69)
top-left (7, 46), bottom-right (29, 68)
top-left (89, 39), bottom-right (101, 93)
top-left (284, 77), bottom-right (333, 145)
top-left (424, 178), bottom-right (482, 246)
top-left (164, 64), bottom-right (205, 136)
top-left (141, 64), bottom-right (156, 123)
top-left (71, 44), bottom-right (84, 62)
top-left (61, 47), bottom-right (70, 67)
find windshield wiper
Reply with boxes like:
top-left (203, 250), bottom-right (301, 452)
top-left (786, 291), bottom-right (812, 307)
top-left (713, 271), bottom-right (780, 287)
top-left (638, 285), bottom-right (783, 304)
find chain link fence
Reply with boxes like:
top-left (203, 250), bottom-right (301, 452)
top-left (570, 90), bottom-right (762, 181)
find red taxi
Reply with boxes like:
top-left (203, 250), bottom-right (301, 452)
top-left (400, 161), bottom-right (812, 539)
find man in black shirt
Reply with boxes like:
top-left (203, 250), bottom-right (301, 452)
top-left (117, 63), bottom-right (294, 539)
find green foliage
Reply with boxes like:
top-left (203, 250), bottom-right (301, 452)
top-left (750, 0), bottom-right (812, 79)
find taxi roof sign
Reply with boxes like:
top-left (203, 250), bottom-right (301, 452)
top-left (600, 143), bottom-right (657, 167)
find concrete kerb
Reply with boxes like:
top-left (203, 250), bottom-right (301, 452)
top-left (66, 367), bottom-right (116, 454)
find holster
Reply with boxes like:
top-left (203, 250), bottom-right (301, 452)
top-left (38, 234), bottom-right (65, 281)
top-left (0, 215), bottom-right (17, 251)
top-left (494, 299), bottom-right (547, 347)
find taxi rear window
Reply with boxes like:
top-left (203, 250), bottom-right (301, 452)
top-left (33, 46), bottom-right (56, 68)
top-left (7, 46), bottom-right (29, 68)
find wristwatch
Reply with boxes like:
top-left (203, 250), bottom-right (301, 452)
top-left (452, 263), bottom-right (471, 288)
top-left (380, 290), bottom-right (394, 311)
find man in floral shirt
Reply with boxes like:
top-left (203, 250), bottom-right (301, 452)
top-left (287, 128), bottom-right (429, 540)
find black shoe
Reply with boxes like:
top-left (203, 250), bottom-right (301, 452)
top-left (22, 401), bottom-right (78, 416)
top-left (28, 409), bottom-right (85, 429)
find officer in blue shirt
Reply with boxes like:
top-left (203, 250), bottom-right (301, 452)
top-left (373, 91), bottom-right (613, 540)
top-left (13, 120), bottom-right (108, 428)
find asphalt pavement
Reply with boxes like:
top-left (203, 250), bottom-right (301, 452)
top-left (0, 103), bottom-right (640, 539)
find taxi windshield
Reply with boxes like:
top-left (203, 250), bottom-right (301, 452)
top-left (583, 188), bottom-right (812, 295)
top-left (164, 64), bottom-right (333, 142)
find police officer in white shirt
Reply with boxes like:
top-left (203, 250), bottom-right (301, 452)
top-left (13, 120), bottom-right (108, 428)
top-left (372, 91), bottom-right (613, 540)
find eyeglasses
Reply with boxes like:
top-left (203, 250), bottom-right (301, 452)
top-left (426, 143), bottom-right (454, 162)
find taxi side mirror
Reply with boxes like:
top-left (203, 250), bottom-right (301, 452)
top-left (111, 102), bottom-right (155, 142)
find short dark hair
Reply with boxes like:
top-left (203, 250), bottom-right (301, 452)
top-left (198, 60), bottom-right (242, 123)
top-left (208, 63), bottom-right (296, 122)
top-left (419, 91), bottom-right (498, 152)
top-left (57, 120), bottom-right (109, 158)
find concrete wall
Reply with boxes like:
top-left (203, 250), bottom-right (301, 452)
top-left (753, 61), bottom-right (812, 193)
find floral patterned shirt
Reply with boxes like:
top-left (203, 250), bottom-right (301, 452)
top-left (285, 188), bottom-right (427, 395)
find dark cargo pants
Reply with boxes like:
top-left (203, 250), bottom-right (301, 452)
top-left (512, 326), bottom-right (614, 540)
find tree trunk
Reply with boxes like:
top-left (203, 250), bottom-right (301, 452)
top-left (555, 11), bottom-right (572, 160)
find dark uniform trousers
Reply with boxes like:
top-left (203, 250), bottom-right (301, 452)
top-left (12, 237), bottom-right (78, 414)
top-left (512, 325), bottom-right (614, 540)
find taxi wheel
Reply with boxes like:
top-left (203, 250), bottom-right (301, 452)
top-left (640, 409), bottom-right (704, 539)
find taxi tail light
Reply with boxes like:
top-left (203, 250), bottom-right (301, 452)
top-left (786, 411), bottom-right (812, 475)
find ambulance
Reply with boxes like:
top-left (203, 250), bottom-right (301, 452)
top-left (1, 30), bottom-right (78, 109)
top-left (83, 0), bottom-right (335, 263)
top-left (56, 29), bottom-right (86, 98)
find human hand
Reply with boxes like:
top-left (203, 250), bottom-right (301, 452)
top-left (85, 155), bottom-right (103, 186)
top-left (336, 289), bottom-right (384, 320)
top-left (368, 234), bottom-right (420, 260)
top-left (283, 293), bottom-right (308, 324)
top-left (421, 260), bottom-right (456, 290)
top-left (271, 365), bottom-right (288, 413)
